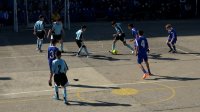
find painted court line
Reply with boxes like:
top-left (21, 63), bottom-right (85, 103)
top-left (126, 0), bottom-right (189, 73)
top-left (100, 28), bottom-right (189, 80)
top-left (177, 48), bottom-right (200, 58)
top-left (0, 80), bottom-right (175, 96)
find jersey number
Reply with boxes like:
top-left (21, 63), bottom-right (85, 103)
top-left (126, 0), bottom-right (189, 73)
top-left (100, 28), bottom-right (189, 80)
top-left (141, 40), bottom-right (145, 48)
top-left (58, 65), bottom-right (61, 74)
top-left (49, 50), bottom-right (54, 59)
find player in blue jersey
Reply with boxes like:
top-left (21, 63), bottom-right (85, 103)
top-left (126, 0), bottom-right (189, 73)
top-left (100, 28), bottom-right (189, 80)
top-left (48, 39), bottom-right (59, 78)
top-left (49, 51), bottom-right (70, 105)
top-left (47, 18), bottom-right (65, 52)
top-left (75, 25), bottom-right (89, 57)
top-left (128, 23), bottom-right (139, 52)
top-left (165, 24), bottom-right (177, 53)
top-left (135, 30), bottom-right (152, 79)
top-left (33, 15), bottom-right (46, 53)
top-left (110, 21), bottom-right (134, 54)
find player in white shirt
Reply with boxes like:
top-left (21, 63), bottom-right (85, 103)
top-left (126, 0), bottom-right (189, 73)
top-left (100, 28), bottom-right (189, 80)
top-left (49, 51), bottom-right (70, 105)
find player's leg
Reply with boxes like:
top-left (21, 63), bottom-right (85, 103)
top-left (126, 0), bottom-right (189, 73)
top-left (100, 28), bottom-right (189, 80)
top-left (61, 73), bottom-right (70, 105)
top-left (53, 75), bottom-right (60, 100)
top-left (83, 45), bottom-right (90, 57)
top-left (36, 38), bottom-right (40, 50)
top-left (137, 55), bottom-right (149, 79)
top-left (166, 40), bottom-right (173, 52)
top-left (121, 37), bottom-right (134, 52)
top-left (171, 41), bottom-right (177, 53)
top-left (112, 34), bottom-right (118, 50)
top-left (59, 35), bottom-right (64, 52)
top-left (144, 55), bottom-right (152, 75)
top-left (76, 40), bottom-right (83, 56)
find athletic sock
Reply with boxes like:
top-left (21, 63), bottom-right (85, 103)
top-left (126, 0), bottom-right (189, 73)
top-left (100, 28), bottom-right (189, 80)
top-left (63, 87), bottom-right (67, 102)
top-left (54, 85), bottom-right (59, 98)
top-left (112, 43), bottom-right (116, 50)
top-left (126, 44), bottom-right (134, 51)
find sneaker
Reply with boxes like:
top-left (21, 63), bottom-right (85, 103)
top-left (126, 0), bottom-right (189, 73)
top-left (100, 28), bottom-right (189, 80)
top-left (64, 102), bottom-right (71, 105)
top-left (63, 97), bottom-right (70, 105)
top-left (131, 51), bottom-right (134, 54)
top-left (53, 95), bottom-right (59, 100)
top-left (172, 50), bottom-right (177, 53)
top-left (61, 50), bottom-right (65, 53)
top-left (142, 73), bottom-right (150, 79)
top-left (76, 54), bottom-right (80, 57)
top-left (168, 49), bottom-right (173, 52)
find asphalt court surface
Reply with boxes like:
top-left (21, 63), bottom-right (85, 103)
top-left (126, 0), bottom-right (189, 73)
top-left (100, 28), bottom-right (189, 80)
top-left (0, 20), bottom-right (200, 112)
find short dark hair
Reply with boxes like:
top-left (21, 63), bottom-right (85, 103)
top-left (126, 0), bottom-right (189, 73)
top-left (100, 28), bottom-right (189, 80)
top-left (138, 30), bottom-right (144, 36)
top-left (81, 25), bottom-right (87, 29)
top-left (56, 51), bottom-right (61, 57)
top-left (39, 15), bottom-right (44, 19)
top-left (165, 24), bottom-right (172, 29)
top-left (52, 39), bottom-right (58, 45)
top-left (128, 23), bottom-right (133, 27)
top-left (111, 21), bottom-right (116, 25)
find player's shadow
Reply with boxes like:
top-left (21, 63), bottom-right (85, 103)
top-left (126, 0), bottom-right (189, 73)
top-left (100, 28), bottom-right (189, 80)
top-left (90, 55), bottom-right (130, 61)
top-left (176, 52), bottom-right (200, 56)
top-left (69, 84), bottom-right (120, 89)
top-left (149, 53), bottom-right (179, 61)
top-left (0, 77), bottom-right (12, 80)
top-left (67, 100), bottom-right (131, 107)
top-left (146, 74), bottom-right (200, 81)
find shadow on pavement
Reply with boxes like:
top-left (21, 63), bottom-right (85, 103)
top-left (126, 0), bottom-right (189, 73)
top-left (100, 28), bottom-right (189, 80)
top-left (146, 75), bottom-right (200, 81)
top-left (149, 53), bottom-right (179, 61)
top-left (68, 100), bottom-right (131, 107)
top-left (0, 77), bottom-right (12, 80)
top-left (69, 84), bottom-right (120, 89)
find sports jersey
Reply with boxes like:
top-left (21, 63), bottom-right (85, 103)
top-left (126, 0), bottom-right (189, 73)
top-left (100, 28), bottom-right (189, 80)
top-left (34, 20), bottom-right (44, 31)
top-left (48, 46), bottom-right (59, 62)
top-left (114, 23), bottom-right (124, 34)
top-left (131, 28), bottom-right (138, 39)
top-left (52, 59), bottom-right (68, 74)
top-left (52, 22), bottom-right (63, 35)
top-left (76, 29), bottom-right (83, 40)
top-left (136, 36), bottom-right (149, 55)
top-left (168, 28), bottom-right (177, 42)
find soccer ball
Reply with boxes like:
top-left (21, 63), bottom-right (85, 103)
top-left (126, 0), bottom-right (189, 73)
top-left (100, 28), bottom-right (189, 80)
top-left (112, 50), bottom-right (118, 55)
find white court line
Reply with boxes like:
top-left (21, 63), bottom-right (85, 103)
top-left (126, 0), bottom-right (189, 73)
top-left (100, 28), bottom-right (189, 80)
top-left (0, 80), bottom-right (175, 96)
top-left (177, 48), bottom-right (200, 58)
top-left (0, 55), bottom-right (45, 59)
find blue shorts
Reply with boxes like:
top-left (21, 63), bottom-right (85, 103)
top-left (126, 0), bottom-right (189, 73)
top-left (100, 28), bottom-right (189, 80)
top-left (168, 39), bottom-right (177, 45)
top-left (137, 53), bottom-right (148, 64)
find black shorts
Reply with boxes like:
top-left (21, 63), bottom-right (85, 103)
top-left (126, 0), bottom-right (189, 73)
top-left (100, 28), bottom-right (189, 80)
top-left (113, 33), bottom-right (125, 42)
top-left (54, 73), bottom-right (68, 86)
top-left (76, 39), bottom-right (83, 48)
top-left (36, 31), bottom-right (45, 39)
top-left (53, 34), bottom-right (62, 41)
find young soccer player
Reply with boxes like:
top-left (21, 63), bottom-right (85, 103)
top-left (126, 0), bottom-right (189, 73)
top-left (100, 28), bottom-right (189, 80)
top-left (110, 21), bottom-right (134, 53)
top-left (165, 24), bottom-right (177, 53)
top-left (48, 39), bottom-right (59, 80)
top-left (49, 51), bottom-right (70, 105)
top-left (47, 18), bottom-right (65, 52)
top-left (33, 15), bottom-right (46, 53)
top-left (135, 30), bottom-right (152, 79)
top-left (128, 23), bottom-right (139, 52)
top-left (75, 25), bottom-right (89, 57)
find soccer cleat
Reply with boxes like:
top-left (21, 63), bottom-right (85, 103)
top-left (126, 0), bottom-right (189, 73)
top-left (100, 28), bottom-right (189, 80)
top-left (142, 73), bottom-right (150, 79)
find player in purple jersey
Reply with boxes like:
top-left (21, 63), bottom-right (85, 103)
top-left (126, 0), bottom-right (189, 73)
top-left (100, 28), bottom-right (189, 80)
top-left (135, 30), bottom-right (152, 79)
top-left (165, 24), bottom-right (177, 53)
top-left (48, 39), bottom-right (59, 80)
top-left (128, 23), bottom-right (139, 52)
